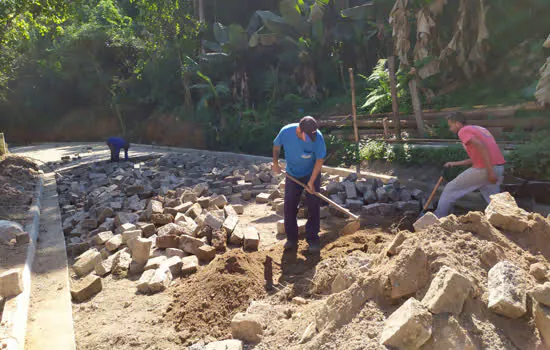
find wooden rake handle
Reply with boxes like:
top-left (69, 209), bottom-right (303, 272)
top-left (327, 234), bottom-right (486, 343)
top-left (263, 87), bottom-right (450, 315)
top-left (282, 171), bottom-right (359, 220)
top-left (423, 176), bottom-right (444, 212)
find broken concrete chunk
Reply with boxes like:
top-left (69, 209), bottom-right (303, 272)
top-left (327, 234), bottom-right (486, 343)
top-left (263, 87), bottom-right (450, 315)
top-left (277, 220), bottom-right (285, 235)
top-left (421, 315), bottom-right (476, 350)
top-left (93, 230), bottom-right (114, 245)
top-left (243, 227), bottom-right (260, 251)
top-left (380, 298), bottom-right (432, 349)
top-left (421, 266), bottom-right (473, 315)
top-left (211, 229), bottom-right (228, 252)
top-left (179, 234), bottom-right (206, 255)
top-left (530, 263), bottom-right (548, 281)
top-left (386, 232), bottom-right (407, 256)
top-left (0, 268), bottom-right (24, 297)
top-left (148, 267), bottom-right (173, 294)
top-left (166, 248), bottom-right (186, 258)
top-left (156, 235), bottom-right (180, 249)
top-left (145, 256), bottom-right (168, 271)
top-left (0, 220), bottom-right (23, 244)
top-left (112, 251), bottom-right (132, 279)
top-left (136, 222), bottom-right (156, 238)
top-left (229, 226), bottom-right (244, 246)
top-left (151, 213), bottom-right (174, 225)
top-left (196, 245), bottom-right (216, 262)
top-left (485, 192), bottom-right (531, 233)
top-left (116, 222), bottom-right (137, 235)
top-left (530, 283), bottom-right (550, 307)
top-left (137, 269), bottom-right (156, 294)
top-left (343, 181), bottom-right (357, 199)
top-left (205, 212), bottom-right (224, 230)
top-left (161, 256), bottom-right (183, 278)
top-left (413, 212), bottom-right (441, 232)
top-left (181, 255), bottom-right (199, 275)
top-left (81, 218), bottom-right (98, 230)
top-left (256, 193), bottom-right (270, 204)
top-left (114, 212), bottom-right (139, 227)
top-left (212, 195), bottom-right (228, 208)
top-left (132, 237), bottom-right (152, 265)
top-left (186, 203), bottom-right (203, 219)
top-left (73, 249), bottom-right (102, 277)
top-left (223, 215), bottom-right (239, 234)
top-left (488, 260), bottom-right (527, 319)
top-left (122, 229), bottom-right (142, 244)
top-left (535, 302), bottom-right (550, 348)
top-left (71, 274), bottom-right (102, 302)
top-left (94, 255), bottom-right (115, 276)
top-left (233, 204), bottom-right (244, 215)
top-left (231, 313), bottom-right (264, 343)
top-left (386, 239), bottom-right (430, 299)
top-left (224, 205), bottom-right (238, 218)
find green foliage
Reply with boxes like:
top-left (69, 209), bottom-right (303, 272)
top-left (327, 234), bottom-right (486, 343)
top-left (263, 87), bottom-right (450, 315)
top-left (360, 59), bottom-right (411, 115)
top-left (509, 133), bottom-right (550, 180)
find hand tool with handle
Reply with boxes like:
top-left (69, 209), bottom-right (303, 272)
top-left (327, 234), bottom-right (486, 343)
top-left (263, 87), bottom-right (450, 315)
top-left (282, 170), bottom-right (361, 235)
top-left (418, 167), bottom-right (449, 218)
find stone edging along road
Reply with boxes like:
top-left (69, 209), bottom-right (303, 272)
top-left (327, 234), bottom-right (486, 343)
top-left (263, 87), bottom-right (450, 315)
top-left (1, 173), bottom-right (43, 350)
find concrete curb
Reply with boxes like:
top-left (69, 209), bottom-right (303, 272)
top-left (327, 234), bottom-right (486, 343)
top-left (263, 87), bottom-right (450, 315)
top-left (1, 173), bottom-right (44, 350)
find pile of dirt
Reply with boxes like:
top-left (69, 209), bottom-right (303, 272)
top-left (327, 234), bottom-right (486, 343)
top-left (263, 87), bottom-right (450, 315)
top-left (241, 204), bottom-right (550, 350)
top-left (168, 249), bottom-right (274, 345)
top-left (0, 156), bottom-right (38, 221)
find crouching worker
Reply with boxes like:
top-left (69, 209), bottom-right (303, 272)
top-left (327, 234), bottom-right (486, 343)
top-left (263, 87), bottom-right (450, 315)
top-left (434, 112), bottom-right (505, 218)
top-left (106, 137), bottom-right (130, 162)
top-left (272, 116), bottom-right (327, 254)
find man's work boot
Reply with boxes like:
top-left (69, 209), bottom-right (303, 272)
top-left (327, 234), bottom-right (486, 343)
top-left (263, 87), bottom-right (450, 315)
top-left (284, 240), bottom-right (297, 251)
top-left (307, 241), bottom-right (321, 254)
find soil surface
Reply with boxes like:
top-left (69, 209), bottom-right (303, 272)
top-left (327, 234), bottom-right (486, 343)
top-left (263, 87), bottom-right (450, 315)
top-left (0, 156), bottom-right (38, 275)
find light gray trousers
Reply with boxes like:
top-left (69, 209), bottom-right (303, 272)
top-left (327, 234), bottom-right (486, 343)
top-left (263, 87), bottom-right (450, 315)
top-left (434, 165), bottom-right (504, 218)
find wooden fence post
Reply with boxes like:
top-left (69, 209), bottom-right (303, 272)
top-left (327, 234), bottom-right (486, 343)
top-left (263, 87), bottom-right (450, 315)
top-left (348, 68), bottom-right (361, 175)
top-left (388, 56), bottom-right (401, 140)
top-left (409, 75), bottom-right (426, 137)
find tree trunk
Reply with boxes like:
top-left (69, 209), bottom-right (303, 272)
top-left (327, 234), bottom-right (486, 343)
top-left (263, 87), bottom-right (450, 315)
top-left (409, 77), bottom-right (426, 137)
top-left (388, 56), bottom-right (401, 140)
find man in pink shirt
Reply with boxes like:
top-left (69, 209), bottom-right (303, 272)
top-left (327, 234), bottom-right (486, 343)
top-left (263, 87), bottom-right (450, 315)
top-left (434, 112), bottom-right (506, 218)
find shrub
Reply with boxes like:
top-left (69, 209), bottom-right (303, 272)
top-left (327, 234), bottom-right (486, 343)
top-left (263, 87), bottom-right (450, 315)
top-left (509, 133), bottom-right (550, 180)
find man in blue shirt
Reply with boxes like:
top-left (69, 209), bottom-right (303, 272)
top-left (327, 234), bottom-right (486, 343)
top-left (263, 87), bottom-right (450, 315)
top-left (272, 116), bottom-right (327, 253)
top-left (106, 137), bottom-right (130, 162)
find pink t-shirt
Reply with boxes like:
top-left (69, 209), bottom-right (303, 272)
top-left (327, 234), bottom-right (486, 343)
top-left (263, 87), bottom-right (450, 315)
top-left (458, 125), bottom-right (505, 168)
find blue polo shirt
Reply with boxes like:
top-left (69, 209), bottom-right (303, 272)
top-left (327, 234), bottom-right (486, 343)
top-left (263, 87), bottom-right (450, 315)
top-left (273, 123), bottom-right (327, 178)
top-left (108, 137), bottom-right (127, 150)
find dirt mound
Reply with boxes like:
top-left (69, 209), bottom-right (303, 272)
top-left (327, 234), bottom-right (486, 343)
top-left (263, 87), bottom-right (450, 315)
top-left (247, 208), bottom-right (550, 350)
top-left (0, 156), bottom-right (38, 221)
top-left (168, 249), bottom-right (273, 345)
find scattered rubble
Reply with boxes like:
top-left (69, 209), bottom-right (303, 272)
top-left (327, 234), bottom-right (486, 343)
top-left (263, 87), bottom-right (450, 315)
top-left (488, 260), bottom-right (527, 319)
top-left (0, 268), bottom-right (24, 297)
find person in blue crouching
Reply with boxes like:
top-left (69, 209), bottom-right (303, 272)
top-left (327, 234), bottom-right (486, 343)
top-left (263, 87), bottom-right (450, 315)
top-left (272, 116), bottom-right (327, 254)
top-left (106, 137), bottom-right (130, 162)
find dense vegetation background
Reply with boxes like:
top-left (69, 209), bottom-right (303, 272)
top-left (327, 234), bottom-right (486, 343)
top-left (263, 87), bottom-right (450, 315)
top-left (0, 0), bottom-right (548, 174)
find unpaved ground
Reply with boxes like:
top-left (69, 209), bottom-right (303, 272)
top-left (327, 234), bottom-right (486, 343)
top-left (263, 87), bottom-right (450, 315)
top-left (0, 156), bottom-right (38, 275)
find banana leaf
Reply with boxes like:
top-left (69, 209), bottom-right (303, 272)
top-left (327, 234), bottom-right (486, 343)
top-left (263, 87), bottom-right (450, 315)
top-left (213, 22), bottom-right (229, 44)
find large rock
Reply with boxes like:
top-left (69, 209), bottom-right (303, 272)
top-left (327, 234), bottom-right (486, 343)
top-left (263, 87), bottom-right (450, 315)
top-left (181, 255), bottom-right (199, 274)
top-left (386, 239), bottom-right (430, 299)
top-left (488, 260), bottom-right (527, 318)
top-left (421, 315), bottom-right (476, 350)
top-left (105, 234), bottom-right (123, 252)
top-left (421, 266), bottom-right (473, 315)
top-left (93, 230), bottom-right (113, 245)
top-left (112, 250), bottom-right (132, 278)
top-left (343, 181), bottom-right (357, 199)
top-left (530, 282), bottom-right (550, 307)
top-left (413, 212), bottom-right (441, 232)
top-left (380, 298), bottom-right (433, 349)
top-left (231, 313), bottom-right (264, 343)
top-left (485, 192), bottom-right (531, 233)
top-left (535, 302), bottom-right (550, 349)
top-left (160, 256), bottom-right (183, 278)
top-left (137, 269), bottom-right (156, 294)
top-left (0, 220), bottom-right (24, 244)
top-left (243, 227), bottom-right (260, 251)
top-left (73, 249), bottom-right (102, 277)
top-left (114, 212), bottom-right (139, 227)
top-left (179, 234), bottom-right (206, 255)
top-left (0, 269), bottom-right (24, 297)
top-left (71, 274), bottom-right (102, 302)
top-left (205, 212), bottom-right (224, 230)
top-left (148, 267), bottom-right (172, 294)
top-left (131, 237), bottom-right (152, 264)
